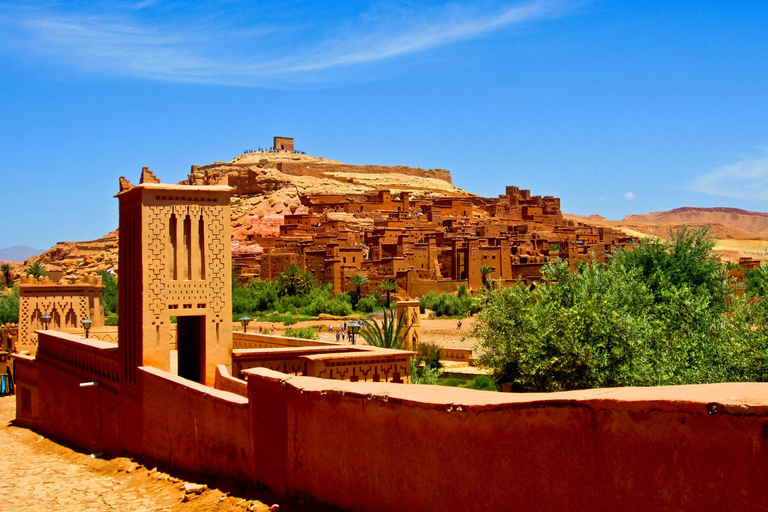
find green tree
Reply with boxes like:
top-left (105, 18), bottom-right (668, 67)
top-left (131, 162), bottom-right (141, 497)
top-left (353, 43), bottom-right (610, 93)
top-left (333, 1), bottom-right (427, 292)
top-left (349, 273), bottom-right (369, 308)
top-left (275, 264), bottom-right (313, 297)
top-left (0, 287), bottom-right (20, 324)
top-left (99, 271), bottom-right (118, 314)
top-left (474, 227), bottom-right (768, 392)
top-left (479, 265), bottom-right (493, 289)
top-left (1, 263), bottom-right (11, 287)
top-left (378, 279), bottom-right (396, 308)
top-left (746, 263), bottom-right (768, 297)
top-left (359, 309), bottom-right (411, 349)
top-left (26, 261), bottom-right (48, 279)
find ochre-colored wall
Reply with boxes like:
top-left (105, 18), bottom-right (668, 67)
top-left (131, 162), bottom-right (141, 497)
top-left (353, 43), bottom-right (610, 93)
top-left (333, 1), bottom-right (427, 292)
top-left (128, 367), bottom-right (251, 478)
top-left (247, 369), bottom-right (768, 512)
top-left (15, 331), bottom-right (768, 512)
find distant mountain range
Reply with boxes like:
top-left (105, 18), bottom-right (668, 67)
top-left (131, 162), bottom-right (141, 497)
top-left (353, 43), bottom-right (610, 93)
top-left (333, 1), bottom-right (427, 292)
top-left (0, 245), bottom-right (43, 262)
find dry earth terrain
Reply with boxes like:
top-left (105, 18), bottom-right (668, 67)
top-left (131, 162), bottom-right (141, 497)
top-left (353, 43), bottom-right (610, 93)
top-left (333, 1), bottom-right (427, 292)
top-left (565, 207), bottom-right (768, 264)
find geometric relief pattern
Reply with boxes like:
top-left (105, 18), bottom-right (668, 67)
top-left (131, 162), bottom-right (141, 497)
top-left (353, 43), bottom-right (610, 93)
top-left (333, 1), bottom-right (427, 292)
top-left (146, 205), bottom-right (172, 318)
top-left (165, 281), bottom-right (208, 304)
top-left (204, 206), bottom-right (227, 318)
top-left (19, 294), bottom-right (91, 348)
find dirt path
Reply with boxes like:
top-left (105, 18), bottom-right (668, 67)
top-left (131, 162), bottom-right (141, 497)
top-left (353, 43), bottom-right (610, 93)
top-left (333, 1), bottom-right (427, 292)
top-left (248, 316), bottom-right (480, 351)
top-left (0, 396), bottom-right (337, 512)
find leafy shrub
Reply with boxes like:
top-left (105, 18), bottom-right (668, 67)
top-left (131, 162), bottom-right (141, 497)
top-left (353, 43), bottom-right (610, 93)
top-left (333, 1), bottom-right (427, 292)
top-left (356, 296), bottom-right (381, 314)
top-left (437, 375), bottom-right (498, 391)
top-left (410, 358), bottom-right (444, 385)
top-left (99, 271), bottom-right (118, 314)
top-left (419, 291), bottom-right (479, 317)
top-left (0, 287), bottom-right (19, 324)
top-left (475, 226), bottom-right (768, 392)
top-left (284, 327), bottom-right (319, 340)
top-left (416, 342), bottom-right (443, 370)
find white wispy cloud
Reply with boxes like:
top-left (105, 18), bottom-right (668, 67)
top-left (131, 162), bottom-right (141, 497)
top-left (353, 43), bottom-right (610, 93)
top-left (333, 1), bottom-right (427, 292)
top-left (0, 1), bottom-right (576, 86)
top-left (691, 152), bottom-right (768, 201)
top-left (624, 192), bottom-right (635, 200)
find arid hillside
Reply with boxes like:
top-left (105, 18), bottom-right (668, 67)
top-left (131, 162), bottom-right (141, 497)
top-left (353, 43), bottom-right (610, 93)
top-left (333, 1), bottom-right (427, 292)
top-left (188, 150), bottom-right (470, 242)
top-left (565, 207), bottom-right (768, 263)
top-left (24, 151), bottom-right (471, 279)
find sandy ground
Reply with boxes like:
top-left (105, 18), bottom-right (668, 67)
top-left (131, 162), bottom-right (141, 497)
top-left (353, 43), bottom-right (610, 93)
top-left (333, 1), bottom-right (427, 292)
top-left (248, 316), bottom-right (479, 351)
top-left (0, 396), bottom-right (340, 512)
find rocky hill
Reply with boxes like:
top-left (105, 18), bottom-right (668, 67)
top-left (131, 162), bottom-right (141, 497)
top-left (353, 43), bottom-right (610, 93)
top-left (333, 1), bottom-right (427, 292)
top-left (622, 207), bottom-right (768, 239)
top-left (188, 151), bottom-right (470, 241)
top-left (565, 207), bottom-right (768, 263)
top-left (25, 151), bottom-right (470, 278)
top-left (25, 232), bottom-right (118, 280)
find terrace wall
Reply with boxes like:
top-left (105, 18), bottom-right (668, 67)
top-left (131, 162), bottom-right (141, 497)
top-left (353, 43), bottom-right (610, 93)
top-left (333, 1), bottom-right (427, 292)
top-left (127, 366), bottom-right (251, 479)
top-left (247, 369), bottom-right (768, 512)
top-left (14, 331), bottom-right (768, 512)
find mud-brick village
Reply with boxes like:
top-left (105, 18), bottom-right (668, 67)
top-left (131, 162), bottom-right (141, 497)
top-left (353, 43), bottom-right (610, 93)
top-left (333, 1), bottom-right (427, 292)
top-left (3, 3), bottom-right (768, 512)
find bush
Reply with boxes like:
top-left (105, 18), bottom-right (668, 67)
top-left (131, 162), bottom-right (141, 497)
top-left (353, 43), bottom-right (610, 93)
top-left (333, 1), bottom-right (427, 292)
top-left (99, 271), bottom-right (118, 314)
top-left (284, 327), bottom-right (319, 340)
top-left (416, 342), bottom-right (443, 370)
top-left (419, 291), bottom-right (478, 317)
top-left (410, 358), bottom-right (444, 385)
top-left (475, 226), bottom-right (768, 392)
top-left (356, 296), bottom-right (381, 314)
top-left (0, 287), bottom-right (19, 324)
top-left (436, 375), bottom-right (498, 391)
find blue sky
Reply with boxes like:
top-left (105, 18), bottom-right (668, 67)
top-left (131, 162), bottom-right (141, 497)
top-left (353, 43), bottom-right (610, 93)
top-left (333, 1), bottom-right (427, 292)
top-left (1, 1), bottom-right (767, 250)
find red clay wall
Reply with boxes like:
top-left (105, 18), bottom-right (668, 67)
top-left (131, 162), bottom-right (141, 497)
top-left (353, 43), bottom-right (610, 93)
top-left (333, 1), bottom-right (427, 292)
top-left (126, 366), bottom-right (252, 479)
top-left (246, 369), bottom-right (768, 512)
top-left (14, 332), bottom-right (122, 454)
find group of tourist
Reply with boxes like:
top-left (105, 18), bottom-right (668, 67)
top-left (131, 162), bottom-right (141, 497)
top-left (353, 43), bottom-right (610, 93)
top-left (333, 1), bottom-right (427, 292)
top-left (257, 325), bottom-right (278, 335)
top-left (242, 148), bottom-right (307, 154)
top-left (323, 322), bottom-right (355, 343)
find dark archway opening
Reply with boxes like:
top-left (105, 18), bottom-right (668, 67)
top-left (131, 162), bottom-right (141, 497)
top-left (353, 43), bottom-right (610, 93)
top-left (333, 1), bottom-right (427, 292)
top-left (177, 316), bottom-right (205, 383)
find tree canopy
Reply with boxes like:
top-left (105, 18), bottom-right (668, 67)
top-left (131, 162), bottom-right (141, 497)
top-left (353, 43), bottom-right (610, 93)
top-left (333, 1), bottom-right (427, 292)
top-left (474, 227), bottom-right (768, 392)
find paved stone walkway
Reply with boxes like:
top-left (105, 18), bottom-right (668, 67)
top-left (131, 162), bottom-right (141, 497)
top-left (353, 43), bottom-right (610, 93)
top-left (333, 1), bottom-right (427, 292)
top-left (0, 396), bottom-right (175, 511)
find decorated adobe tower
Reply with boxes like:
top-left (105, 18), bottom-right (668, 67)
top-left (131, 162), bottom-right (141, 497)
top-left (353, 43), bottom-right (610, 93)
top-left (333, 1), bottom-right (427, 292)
top-left (116, 167), bottom-right (233, 386)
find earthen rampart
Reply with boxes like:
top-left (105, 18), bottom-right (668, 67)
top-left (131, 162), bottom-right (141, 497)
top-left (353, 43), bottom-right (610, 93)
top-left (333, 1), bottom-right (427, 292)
top-left (247, 369), bottom-right (768, 512)
top-left (15, 303), bottom-right (768, 512)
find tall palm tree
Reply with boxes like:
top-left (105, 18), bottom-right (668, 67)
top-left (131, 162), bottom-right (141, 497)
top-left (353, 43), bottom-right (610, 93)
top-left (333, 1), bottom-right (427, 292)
top-left (349, 273), bottom-right (369, 307)
top-left (276, 263), bottom-right (310, 296)
top-left (479, 265), bottom-right (493, 289)
top-left (360, 309), bottom-right (411, 350)
top-left (26, 261), bottom-right (48, 279)
top-left (378, 279), bottom-right (396, 308)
